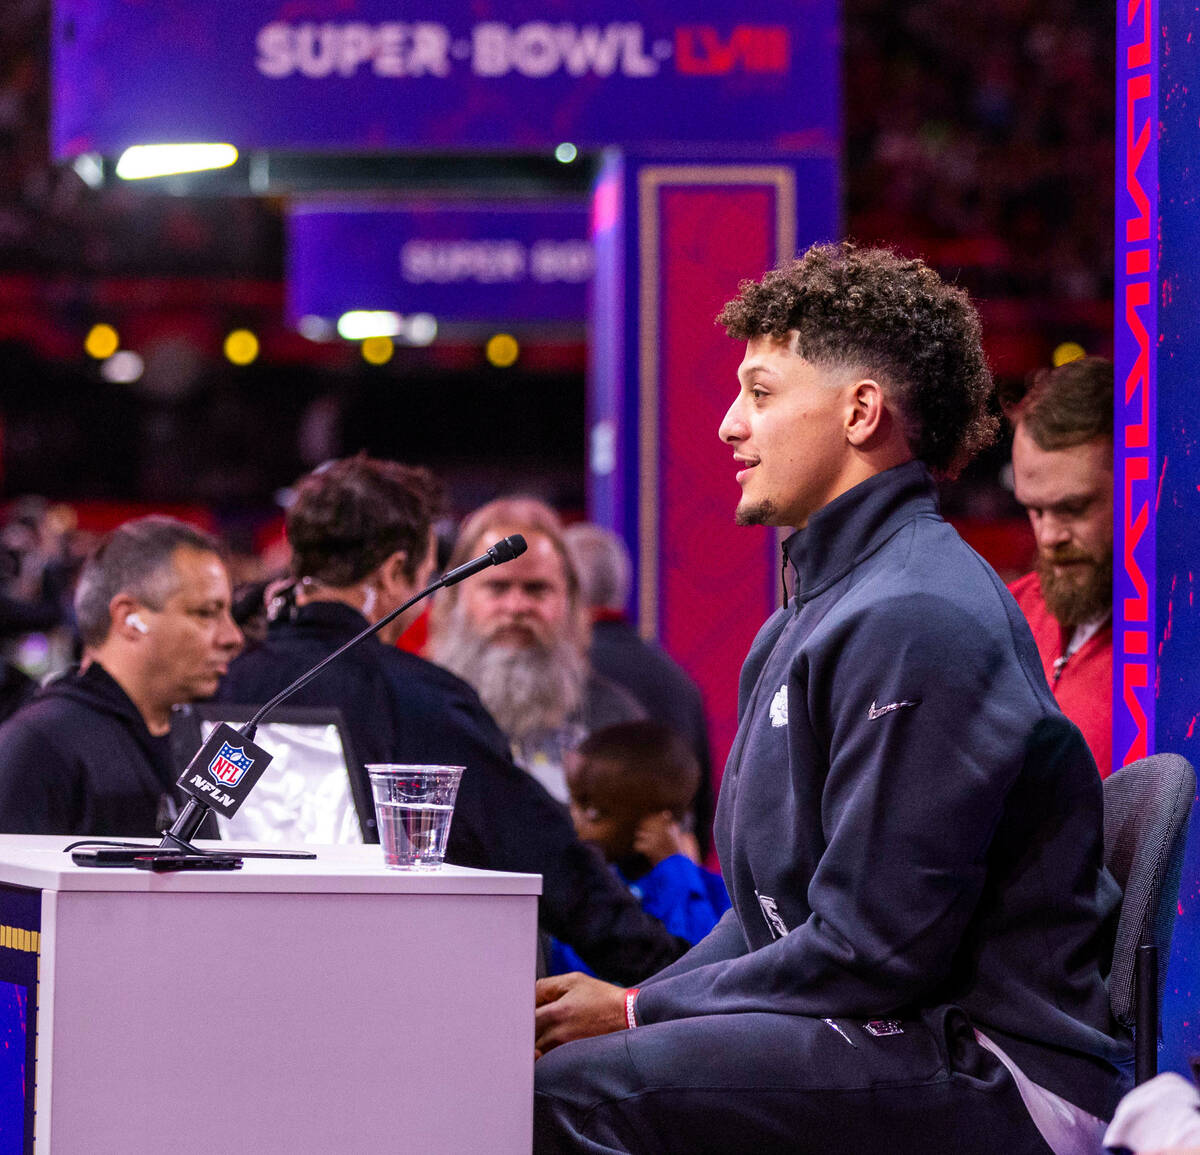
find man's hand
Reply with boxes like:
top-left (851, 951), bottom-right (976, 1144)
top-left (534, 972), bottom-right (628, 1057)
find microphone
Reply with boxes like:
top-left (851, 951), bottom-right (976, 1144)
top-left (161, 534), bottom-right (528, 848)
top-left (439, 534), bottom-right (527, 587)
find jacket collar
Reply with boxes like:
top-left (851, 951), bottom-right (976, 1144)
top-left (276, 599), bottom-right (371, 636)
top-left (782, 461), bottom-right (940, 604)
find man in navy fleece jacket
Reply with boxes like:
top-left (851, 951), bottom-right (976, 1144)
top-left (533, 243), bottom-right (1131, 1154)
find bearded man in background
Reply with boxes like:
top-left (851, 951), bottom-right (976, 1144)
top-left (1008, 356), bottom-right (1114, 774)
top-left (430, 497), bottom-right (642, 804)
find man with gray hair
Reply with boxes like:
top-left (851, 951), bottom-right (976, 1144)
top-left (429, 497), bottom-right (642, 804)
top-left (563, 523), bottom-right (715, 855)
top-left (0, 516), bottom-right (242, 835)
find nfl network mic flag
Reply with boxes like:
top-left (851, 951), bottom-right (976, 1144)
top-left (177, 722), bottom-right (273, 818)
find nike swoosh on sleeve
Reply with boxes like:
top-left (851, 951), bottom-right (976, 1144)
top-left (867, 699), bottom-right (920, 720)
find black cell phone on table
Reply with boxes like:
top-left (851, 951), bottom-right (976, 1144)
top-left (70, 848), bottom-right (242, 870)
top-left (134, 854), bottom-right (242, 872)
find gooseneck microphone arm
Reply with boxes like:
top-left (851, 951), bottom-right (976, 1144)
top-left (159, 534), bottom-right (528, 849)
top-left (240, 533), bottom-right (528, 739)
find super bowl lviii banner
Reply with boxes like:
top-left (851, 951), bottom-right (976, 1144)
top-left (286, 201), bottom-right (593, 325)
top-left (52, 0), bottom-right (837, 155)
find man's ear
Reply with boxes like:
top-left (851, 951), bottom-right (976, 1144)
top-left (845, 378), bottom-right (888, 447)
top-left (380, 550), bottom-right (413, 592)
top-left (110, 594), bottom-right (146, 640)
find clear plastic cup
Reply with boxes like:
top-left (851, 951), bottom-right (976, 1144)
top-left (366, 764), bottom-right (464, 870)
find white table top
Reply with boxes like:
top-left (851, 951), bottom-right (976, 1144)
top-left (0, 835), bottom-right (543, 895)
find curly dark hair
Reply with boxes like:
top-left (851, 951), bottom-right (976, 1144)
top-left (717, 242), bottom-right (998, 478)
top-left (1006, 356), bottom-right (1112, 451)
top-left (286, 453), bottom-right (445, 587)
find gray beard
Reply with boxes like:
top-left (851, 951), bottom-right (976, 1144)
top-left (431, 614), bottom-right (587, 742)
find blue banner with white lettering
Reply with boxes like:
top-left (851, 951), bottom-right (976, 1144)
top-left (51, 1), bottom-right (838, 157)
top-left (286, 201), bottom-right (592, 323)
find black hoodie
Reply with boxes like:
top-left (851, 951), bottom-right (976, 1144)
top-left (0, 662), bottom-right (177, 835)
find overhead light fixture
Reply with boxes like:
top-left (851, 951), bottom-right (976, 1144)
top-left (337, 311), bottom-right (403, 340)
top-left (361, 336), bottom-right (395, 365)
top-left (297, 315), bottom-right (334, 342)
top-left (85, 323), bottom-right (120, 360)
top-left (100, 351), bottom-right (145, 384)
top-left (404, 314), bottom-right (437, 346)
top-left (72, 153), bottom-right (105, 189)
top-left (224, 329), bottom-right (260, 366)
top-left (486, 333), bottom-right (520, 368)
top-left (115, 143), bottom-right (239, 181)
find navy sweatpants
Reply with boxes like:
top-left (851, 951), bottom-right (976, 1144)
top-left (534, 1006), bottom-right (1056, 1154)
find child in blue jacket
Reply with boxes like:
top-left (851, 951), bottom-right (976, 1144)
top-left (551, 721), bottom-right (729, 976)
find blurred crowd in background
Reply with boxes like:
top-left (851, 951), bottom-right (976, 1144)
top-left (846, 0), bottom-right (1112, 307)
top-left (0, 0), bottom-right (1113, 680)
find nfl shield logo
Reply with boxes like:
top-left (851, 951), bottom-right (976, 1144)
top-left (209, 741), bottom-right (254, 788)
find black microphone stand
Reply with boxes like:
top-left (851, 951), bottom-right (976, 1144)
top-left (157, 577), bottom-right (446, 853)
top-left (69, 535), bottom-right (528, 869)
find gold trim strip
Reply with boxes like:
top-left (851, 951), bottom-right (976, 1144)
top-left (636, 164), bottom-right (797, 635)
top-left (0, 924), bottom-right (39, 953)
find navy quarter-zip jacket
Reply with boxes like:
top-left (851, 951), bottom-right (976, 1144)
top-left (635, 461), bottom-right (1130, 1120)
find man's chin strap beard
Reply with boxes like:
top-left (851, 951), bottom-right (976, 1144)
top-left (736, 498), bottom-right (777, 527)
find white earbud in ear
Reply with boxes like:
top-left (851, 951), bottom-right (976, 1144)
top-left (125, 612), bottom-right (149, 635)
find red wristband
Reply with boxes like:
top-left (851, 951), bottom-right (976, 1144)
top-left (624, 987), bottom-right (640, 1030)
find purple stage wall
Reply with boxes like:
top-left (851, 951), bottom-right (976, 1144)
top-left (1115, 0), bottom-right (1200, 1076)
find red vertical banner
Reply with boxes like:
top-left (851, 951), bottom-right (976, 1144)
top-left (638, 171), bottom-right (789, 785)
top-left (587, 154), bottom-right (838, 809)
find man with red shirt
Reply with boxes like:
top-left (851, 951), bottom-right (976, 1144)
top-left (1008, 356), bottom-right (1113, 775)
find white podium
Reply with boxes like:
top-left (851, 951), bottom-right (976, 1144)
top-left (0, 836), bottom-right (541, 1154)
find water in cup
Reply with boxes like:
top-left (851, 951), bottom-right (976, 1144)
top-left (375, 801), bottom-right (454, 867)
top-left (366, 764), bottom-right (464, 870)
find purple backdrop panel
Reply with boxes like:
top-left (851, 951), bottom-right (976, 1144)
top-left (52, 0), bottom-right (838, 156)
top-left (286, 201), bottom-right (591, 324)
top-left (1132, 0), bottom-right (1200, 1079)
top-left (1115, 0), bottom-right (1157, 771)
top-left (587, 155), bottom-right (631, 538)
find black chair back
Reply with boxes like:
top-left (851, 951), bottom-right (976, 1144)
top-left (1102, 752), bottom-right (1195, 1082)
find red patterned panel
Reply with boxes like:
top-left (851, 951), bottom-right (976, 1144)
top-left (649, 182), bottom-right (781, 783)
